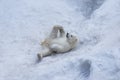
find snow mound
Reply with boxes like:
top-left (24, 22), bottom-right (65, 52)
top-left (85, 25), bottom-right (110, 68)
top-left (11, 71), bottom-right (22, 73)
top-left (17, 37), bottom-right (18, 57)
top-left (0, 0), bottom-right (120, 80)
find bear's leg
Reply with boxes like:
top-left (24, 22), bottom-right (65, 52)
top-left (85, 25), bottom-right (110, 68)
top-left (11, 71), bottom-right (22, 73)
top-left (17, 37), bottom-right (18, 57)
top-left (59, 27), bottom-right (65, 37)
top-left (49, 25), bottom-right (64, 39)
top-left (37, 48), bottom-right (52, 60)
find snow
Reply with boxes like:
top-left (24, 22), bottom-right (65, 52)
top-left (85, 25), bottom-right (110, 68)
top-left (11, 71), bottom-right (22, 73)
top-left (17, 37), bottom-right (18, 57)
top-left (0, 0), bottom-right (120, 80)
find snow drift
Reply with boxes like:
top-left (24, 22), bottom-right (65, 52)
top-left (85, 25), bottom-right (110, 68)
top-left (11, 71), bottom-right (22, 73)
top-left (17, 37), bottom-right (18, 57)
top-left (0, 0), bottom-right (120, 80)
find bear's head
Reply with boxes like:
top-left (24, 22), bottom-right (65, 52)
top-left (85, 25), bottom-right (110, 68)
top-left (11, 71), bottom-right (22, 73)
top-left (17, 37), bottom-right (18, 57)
top-left (66, 33), bottom-right (78, 49)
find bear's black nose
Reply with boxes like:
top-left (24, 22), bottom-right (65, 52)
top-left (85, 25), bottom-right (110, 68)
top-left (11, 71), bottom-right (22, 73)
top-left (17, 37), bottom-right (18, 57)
top-left (66, 32), bottom-right (69, 38)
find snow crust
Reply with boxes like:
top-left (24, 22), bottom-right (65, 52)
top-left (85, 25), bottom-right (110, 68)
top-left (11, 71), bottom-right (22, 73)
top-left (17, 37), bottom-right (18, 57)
top-left (0, 0), bottom-right (120, 80)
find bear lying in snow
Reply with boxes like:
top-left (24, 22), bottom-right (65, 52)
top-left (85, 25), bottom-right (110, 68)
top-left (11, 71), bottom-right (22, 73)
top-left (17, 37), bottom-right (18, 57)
top-left (37, 25), bottom-right (78, 60)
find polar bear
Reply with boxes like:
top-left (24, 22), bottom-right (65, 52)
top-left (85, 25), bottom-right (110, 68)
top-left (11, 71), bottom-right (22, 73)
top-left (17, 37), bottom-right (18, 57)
top-left (37, 25), bottom-right (78, 60)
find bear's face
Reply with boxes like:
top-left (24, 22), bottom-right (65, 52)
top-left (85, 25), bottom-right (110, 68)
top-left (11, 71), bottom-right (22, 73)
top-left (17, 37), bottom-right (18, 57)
top-left (66, 33), bottom-right (78, 48)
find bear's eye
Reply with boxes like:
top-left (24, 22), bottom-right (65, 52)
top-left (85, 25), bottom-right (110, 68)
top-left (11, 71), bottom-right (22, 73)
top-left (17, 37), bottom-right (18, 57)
top-left (71, 35), bottom-right (73, 37)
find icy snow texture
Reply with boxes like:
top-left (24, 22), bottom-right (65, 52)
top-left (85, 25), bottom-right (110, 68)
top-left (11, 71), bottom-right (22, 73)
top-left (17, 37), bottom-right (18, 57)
top-left (0, 0), bottom-right (120, 80)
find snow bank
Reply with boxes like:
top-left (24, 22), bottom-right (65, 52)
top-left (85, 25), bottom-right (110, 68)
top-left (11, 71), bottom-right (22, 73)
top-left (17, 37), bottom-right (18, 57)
top-left (0, 0), bottom-right (120, 80)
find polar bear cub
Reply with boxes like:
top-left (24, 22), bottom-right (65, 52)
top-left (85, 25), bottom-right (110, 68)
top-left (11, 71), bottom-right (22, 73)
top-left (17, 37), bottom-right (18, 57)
top-left (37, 25), bottom-right (78, 60)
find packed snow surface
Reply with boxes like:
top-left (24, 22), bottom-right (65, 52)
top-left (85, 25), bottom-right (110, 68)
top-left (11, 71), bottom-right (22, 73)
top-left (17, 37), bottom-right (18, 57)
top-left (0, 0), bottom-right (120, 80)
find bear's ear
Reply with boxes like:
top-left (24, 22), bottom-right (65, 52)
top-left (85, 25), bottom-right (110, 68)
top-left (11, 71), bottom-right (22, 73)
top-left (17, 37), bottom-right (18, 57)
top-left (66, 32), bottom-right (69, 38)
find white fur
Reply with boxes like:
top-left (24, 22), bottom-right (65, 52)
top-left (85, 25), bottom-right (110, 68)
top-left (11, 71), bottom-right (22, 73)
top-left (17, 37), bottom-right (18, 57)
top-left (50, 37), bottom-right (71, 52)
top-left (37, 25), bottom-right (78, 60)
